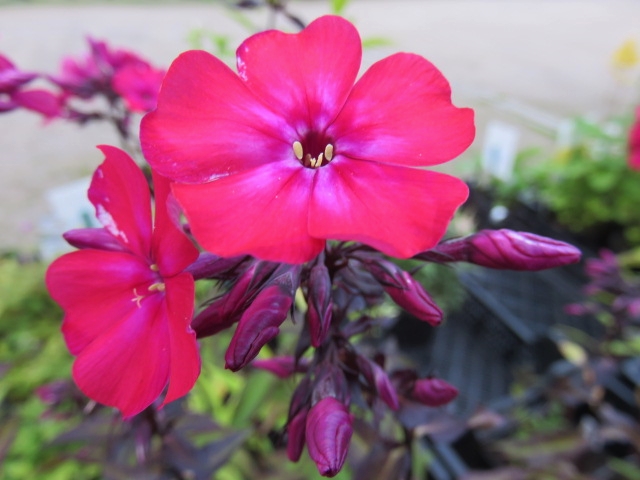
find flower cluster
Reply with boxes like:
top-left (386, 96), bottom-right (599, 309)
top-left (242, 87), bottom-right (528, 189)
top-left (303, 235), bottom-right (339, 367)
top-left (0, 53), bottom-right (60, 118)
top-left (38, 15), bottom-right (583, 476)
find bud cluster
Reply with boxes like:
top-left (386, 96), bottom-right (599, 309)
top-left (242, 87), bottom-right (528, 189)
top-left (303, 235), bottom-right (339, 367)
top-left (189, 232), bottom-right (579, 475)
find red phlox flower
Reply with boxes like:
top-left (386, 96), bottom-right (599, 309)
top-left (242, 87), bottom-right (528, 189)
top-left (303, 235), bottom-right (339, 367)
top-left (628, 106), bottom-right (640, 170)
top-left (45, 145), bottom-right (200, 418)
top-left (0, 53), bottom-right (61, 118)
top-left (141, 15), bottom-right (475, 264)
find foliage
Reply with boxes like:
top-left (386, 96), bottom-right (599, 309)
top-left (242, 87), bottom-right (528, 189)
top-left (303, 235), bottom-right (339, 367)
top-left (461, 250), bottom-right (640, 480)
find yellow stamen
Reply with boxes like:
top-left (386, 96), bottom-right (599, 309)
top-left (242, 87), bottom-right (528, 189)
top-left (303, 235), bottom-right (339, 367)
top-left (149, 282), bottom-right (166, 292)
top-left (150, 264), bottom-right (159, 271)
top-left (324, 144), bottom-right (334, 161)
top-left (292, 141), bottom-right (304, 161)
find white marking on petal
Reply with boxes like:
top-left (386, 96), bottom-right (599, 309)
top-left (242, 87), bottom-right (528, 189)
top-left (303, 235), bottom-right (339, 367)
top-left (96, 204), bottom-right (128, 244)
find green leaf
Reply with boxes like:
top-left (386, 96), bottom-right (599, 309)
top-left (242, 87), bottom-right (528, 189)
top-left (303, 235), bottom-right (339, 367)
top-left (331, 0), bottom-right (350, 15)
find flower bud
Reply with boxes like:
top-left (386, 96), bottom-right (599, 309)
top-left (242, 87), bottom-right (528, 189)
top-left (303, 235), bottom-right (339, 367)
top-left (434, 229), bottom-right (581, 271)
top-left (411, 378), bottom-right (458, 407)
top-left (224, 284), bottom-right (293, 371)
top-left (192, 262), bottom-right (261, 338)
top-left (307, 263), bottom-right (333, 347)
top-left (251, 356), bottom-right (309, 378)
top-left (286, 408), bottom-right (308, 462)
top-left (365, 260), bottom-right (442, 326)
top-left (312, 364), bottom-right (350, 405)
top-left (185, 252), bottom-right (248, 280)
top-left (63, 228), bottom-right (127, 252)
top-left (356, 356), bottom-right (399, 410)
top-left (306, 397), bottom-right (353, 477)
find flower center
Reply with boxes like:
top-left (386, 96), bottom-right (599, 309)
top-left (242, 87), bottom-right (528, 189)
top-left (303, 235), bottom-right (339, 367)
top-left (292, 133), bottom-right (334, 169)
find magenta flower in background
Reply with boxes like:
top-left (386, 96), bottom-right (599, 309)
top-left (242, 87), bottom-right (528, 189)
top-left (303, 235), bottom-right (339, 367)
top-left (53, 37), bottom-right (164, 112)
top-left (141, 15), bottom-right (474, 264)
top-left (113, 62), bottom-right (165, 113)
top-left (0, 53), bottom-right (61, 118)
top-left (628, 107), bottom-right (640, 170)
top-left (45, 146), bottom-right (200, 418)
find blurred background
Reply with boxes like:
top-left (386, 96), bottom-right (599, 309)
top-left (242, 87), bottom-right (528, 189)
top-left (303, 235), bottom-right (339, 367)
top-left (2, 1), bottom-right (640, 479)
top-left (1, 0), bottom-right (639, 254)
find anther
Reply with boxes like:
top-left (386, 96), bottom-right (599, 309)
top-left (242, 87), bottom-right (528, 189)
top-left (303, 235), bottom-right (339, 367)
top-left (293, 141), bottom-right (304, 161)
top-left (149, 282), bottom-right (166, 292)
top-left (150, 264), bottom-right (159, 271)
top-left (324, 144), bottom-right (334, 161)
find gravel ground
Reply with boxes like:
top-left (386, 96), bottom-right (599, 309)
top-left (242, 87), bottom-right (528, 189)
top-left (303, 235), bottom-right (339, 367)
top-left (1, 0), bottom-right (638, 253)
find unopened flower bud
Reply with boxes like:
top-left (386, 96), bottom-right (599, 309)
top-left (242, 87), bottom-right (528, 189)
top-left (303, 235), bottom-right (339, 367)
top-left (192, 263), bottom-right (261, 338)
top-left (225, 284), bottom-right (293, 371)
top-left (307, 263), bottom-right (333, 347)
top-left (63, 228), bottom-right (127, 252)
top-left (252, 356), bottom-right (309, 378)
top-left (185, 252), bottom-right (248, 280)
top-left (356, 356), bottom-right (399, 410)
top-left (364, 260), bottom-right (442, 326)
top-left (411, 378), bottom-right (458, 407)
top-left (312, 364), bottom-right (350, 405)
top-left (286, 408), bottom-right (308, 462)
top-left (434, 229), bottom-right (581, 271)
top-left (306, 397), bottom-right (353, 477)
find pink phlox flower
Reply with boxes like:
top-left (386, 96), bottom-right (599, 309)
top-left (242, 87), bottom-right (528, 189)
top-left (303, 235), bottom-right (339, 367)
top-left (113, 62), bottom-right (165, 112)
top-left (628, 106), bottom-right (640, 170)
top-left (141, 15), bottom-right (475, 264)
top-left (52, 37), bottom-right (161, 106)
top-left (0, 53), bottom-right (61, 118)
top-left (45, 145), bottom-right (200, 418)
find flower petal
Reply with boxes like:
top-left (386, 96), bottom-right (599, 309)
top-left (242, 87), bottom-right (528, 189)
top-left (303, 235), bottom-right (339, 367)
top-left (309, 159), bottom-right (469, 258)
top-left (172, 162), bottom-right (324, 263)
top-left (330, 53), bottom-right (475, 167)
top-left (72, 294), bottom-right (170, 418)
top-left (161, 273), bottom-right (200, 407)
top-left (46, 249), bottom-right (156, 354)
top-left (151, 170), bottom-right (198, 277)
top-left (141, 50), bottom-right (293, 183)
top-left (89, 146), bottom-right (152, 258)
top-left (236, 15), bottom-right (361, 132)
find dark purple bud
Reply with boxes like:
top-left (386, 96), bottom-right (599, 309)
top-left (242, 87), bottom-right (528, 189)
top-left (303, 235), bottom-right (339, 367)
top-left (433, 229), bottom-right (581, 271)
top-left (306, 397), bottom-right (353, 477)
top-left (252, 356), bottom-right (309, 378)
top-left (307, 263), bottom-right (333, 347)
top-left (192, 262), bottom-right (262, 338)
top-left (356, 356), bottom-right (399, 410)
top-left (63, 228), bottom-right (126, 252)
top-left (365, 260), bottom-right (442, 326)
top-left (185, 252), bottom-right (248, 280)
top-left (312, 364), bottom-right (350, 405)
top-left (289, 376), bottom-right (312, 419)
top-left (225, 284), bottom-right (293, 371)
top-left (411, 378), bottom-right (458, 407)
top-left (286, 408), bottom-right (308, 462)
